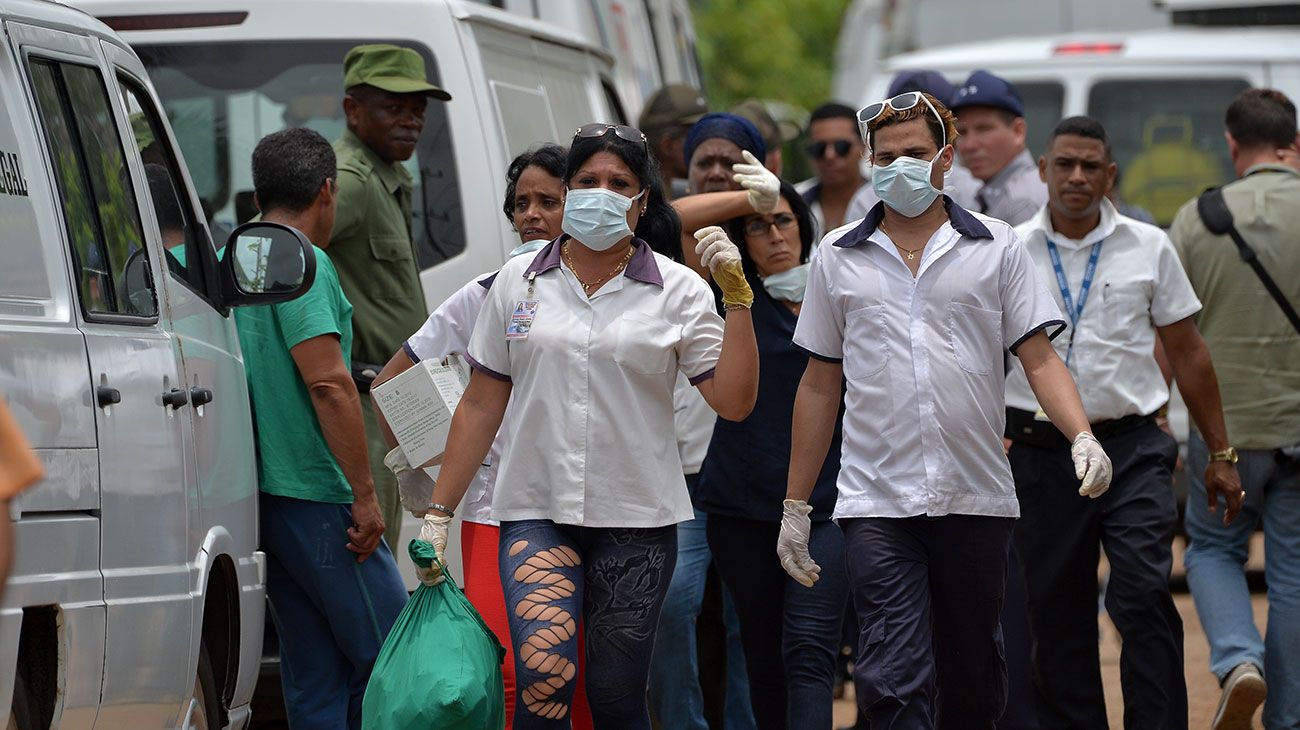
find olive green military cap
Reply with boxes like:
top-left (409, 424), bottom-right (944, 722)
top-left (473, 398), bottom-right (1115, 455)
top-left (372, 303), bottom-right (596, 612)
top-left (638, 83), bottom-right (707, 134)
top-left (343, 44), bottom-right (451, 100)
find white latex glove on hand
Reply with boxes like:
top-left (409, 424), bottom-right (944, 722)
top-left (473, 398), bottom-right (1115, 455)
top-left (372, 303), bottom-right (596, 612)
top-left (384, 446), bottom-right (436, 516)
top-left (694, 226), bottom-right (743, 273)
top-left (777, 499), bottom-right (820, 588)
top-left (416, 513), bottom-right (451, 586)
top-left (1072, 432), bottom-right (1113, 498)
top-left (732, 150), bottom-right (779, 214)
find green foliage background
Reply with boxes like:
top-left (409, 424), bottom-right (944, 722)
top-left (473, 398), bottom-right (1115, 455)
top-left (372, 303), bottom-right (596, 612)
top-left (690, 0), bottom-right (853, 112)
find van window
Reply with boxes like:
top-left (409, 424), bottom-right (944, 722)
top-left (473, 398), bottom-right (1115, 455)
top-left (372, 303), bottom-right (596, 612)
top-left (133, 40), bottom-right (464, 267)
top-left (29, 59), bottom-right (157, 320)
top-left (1016, 81), bottom-right (1066, 158)
top-left (1089, 78), bottom-right (1249, 225)
top-left (118, 74), bottom-right (214, 299)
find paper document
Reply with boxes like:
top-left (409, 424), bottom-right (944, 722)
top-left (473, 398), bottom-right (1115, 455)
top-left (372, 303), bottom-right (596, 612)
top-left (371, 359), bottom-right (467, 468)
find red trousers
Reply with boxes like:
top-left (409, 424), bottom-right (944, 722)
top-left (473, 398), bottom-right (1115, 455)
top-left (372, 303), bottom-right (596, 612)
top-left (461, 520), bottom-right (593, 728)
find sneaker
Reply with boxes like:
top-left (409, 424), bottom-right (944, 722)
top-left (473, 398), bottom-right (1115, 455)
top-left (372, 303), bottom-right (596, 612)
top-left (1212, 662), bottom-right (1267, 730)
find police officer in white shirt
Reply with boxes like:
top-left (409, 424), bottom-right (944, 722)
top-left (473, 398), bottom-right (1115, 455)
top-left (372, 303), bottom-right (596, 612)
top-left (1005, 116), bottom-right (1244, 730)
top-left (781, 92), bottom-right (1111, 729)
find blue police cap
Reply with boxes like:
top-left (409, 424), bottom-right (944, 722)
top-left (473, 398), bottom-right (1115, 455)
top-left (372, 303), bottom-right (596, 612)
top-left (888, 70), bottom-right (954, 102)
top-left (949, 70), bottom-right (1024, 117)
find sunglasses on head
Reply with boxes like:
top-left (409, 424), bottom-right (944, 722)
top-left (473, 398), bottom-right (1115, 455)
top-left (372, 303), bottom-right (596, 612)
top-left (806, 139), bottom-right (855, 159)
top-left (856, 91), bottom-right (947, 149)
top-left (574, 123), bottom-right (648, 150)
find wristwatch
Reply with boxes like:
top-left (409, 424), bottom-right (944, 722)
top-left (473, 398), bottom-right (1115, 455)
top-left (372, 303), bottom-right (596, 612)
top-left (1209, 446), bottom-right (1239, 464)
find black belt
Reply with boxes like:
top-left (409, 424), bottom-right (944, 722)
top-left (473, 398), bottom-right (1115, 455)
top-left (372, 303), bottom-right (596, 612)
top-left (1005, 408), bottom-right (1155, 450)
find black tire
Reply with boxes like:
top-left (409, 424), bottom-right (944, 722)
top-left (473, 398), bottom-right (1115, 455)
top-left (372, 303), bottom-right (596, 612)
top-left (7, 669), bottom-right (33, 730)
top-left (188, 645), bottom-right (221, 730)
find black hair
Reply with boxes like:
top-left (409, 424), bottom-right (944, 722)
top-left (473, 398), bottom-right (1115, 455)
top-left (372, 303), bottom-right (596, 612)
top-left (729, 180), bottom-right (815, 282)
top-left (145, 163), bottom-right (185, 233)
top-left (1225, 88), bottom-right (1297, 150)
top-left (502, 143), bottom-right (567, 224)
top-left (565, 128), bottom-right (682, 256)
top-left (252, 128), bottom-right (337, 214)
top-left (1048, 115), bottom-right (1112, 161)
top-left (808, 102), bottom-right (858, 126)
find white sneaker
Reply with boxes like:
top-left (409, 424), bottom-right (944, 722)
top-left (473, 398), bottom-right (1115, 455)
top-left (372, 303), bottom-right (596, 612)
top-left (1212, 662), bottom-right (1267, 730)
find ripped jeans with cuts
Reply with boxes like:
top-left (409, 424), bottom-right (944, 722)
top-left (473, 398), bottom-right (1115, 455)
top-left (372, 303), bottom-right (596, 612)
top-left (499, 519), bottom-right (677, 730)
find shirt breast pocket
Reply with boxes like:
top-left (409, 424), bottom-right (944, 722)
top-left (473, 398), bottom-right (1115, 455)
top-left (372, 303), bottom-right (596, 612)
top-left (1103, 283), bottom-right (1150, 332)
top-left (367, 233), bottom-right (414, 299)
top-left (948, 302), bottom-right (1001, 376)
top-left (843, 304), bottom-right (889, 380)
top-left (615, 312), bottom-right (680, 375)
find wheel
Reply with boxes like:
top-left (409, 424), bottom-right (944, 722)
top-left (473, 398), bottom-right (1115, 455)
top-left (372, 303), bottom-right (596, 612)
top-left (6, 669), bottom-right (33, 730)
top-left (183, 646), bottom-right (220, 730)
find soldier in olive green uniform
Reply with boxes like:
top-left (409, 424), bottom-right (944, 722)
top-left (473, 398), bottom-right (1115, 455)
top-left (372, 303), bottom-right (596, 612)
top-left (328, 44), bottom-right (451, 552)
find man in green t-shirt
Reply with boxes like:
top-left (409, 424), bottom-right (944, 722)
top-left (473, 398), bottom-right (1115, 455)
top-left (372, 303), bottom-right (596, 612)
top-left (328, 43), bottom-right (452, 552)
top-left (236, 128), bottom-right (406, 729)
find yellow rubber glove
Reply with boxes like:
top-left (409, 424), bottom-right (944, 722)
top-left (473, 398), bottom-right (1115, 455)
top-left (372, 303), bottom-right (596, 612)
top-left (694, 226), bottom-right (753, 309)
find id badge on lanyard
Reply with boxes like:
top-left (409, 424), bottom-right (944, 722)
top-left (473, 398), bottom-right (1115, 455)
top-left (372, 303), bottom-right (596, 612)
top-left (506, 272), bottom-right (539, 340)
top-left (1047, 239), bottom-right (1103, 368)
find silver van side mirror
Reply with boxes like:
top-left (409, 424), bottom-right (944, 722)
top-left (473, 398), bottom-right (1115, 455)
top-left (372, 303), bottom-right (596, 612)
top-left (220, 221), bottom-right (317, 307)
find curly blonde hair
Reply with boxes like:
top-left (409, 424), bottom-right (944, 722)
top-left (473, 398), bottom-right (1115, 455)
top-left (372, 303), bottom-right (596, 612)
top-left (866, 93), bottom-right (959, 153)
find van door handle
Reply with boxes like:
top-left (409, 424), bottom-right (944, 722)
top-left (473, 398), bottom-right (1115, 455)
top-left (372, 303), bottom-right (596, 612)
top-left (96, 385), bottom-right (121, 408)
top-left (189, 386), bottom-right (213, 407)
top-left (161, 387), bottom-right (189, 409)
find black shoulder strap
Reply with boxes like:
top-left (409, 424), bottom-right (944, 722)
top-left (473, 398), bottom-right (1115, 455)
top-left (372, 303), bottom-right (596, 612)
top-left (1197, 187), bottom-right (1300, 336)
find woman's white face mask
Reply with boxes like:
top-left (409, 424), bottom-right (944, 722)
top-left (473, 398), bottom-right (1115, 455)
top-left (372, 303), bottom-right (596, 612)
top-left (561, 187), bottom-right (645, 251)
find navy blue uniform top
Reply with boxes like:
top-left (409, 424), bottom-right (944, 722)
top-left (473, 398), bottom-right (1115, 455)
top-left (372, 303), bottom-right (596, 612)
top-left (695, 281), bottom-right (844, 522)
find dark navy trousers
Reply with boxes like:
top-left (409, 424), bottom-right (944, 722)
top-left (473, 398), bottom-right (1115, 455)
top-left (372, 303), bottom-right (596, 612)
top-left (1009, 422), bottom-right (1185, 730)
top-left (842, 514), bottom-right (1015, 729)
top-left (260, 492), bottom-right (409, 730)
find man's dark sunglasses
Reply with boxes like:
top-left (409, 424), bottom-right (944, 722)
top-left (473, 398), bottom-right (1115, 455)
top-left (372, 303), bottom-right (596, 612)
top-left (806, 139), bottom-right (854, 159)
top-left (574, 123), bottom-right (648, 149)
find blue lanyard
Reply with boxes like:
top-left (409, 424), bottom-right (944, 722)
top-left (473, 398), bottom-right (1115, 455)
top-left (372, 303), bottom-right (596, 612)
top-left (1046, 238), bottom-right (1103, 366)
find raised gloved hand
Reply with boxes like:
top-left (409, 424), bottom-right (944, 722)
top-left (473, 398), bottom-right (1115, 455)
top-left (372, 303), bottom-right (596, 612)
top-left (694, 226), bottom-right (754, 309)
top-left (776, 499), bottom-right (820, 587)
top-left (415, 512), bottom-right (451, 586)
top-left (384, 446), bottom-right (436, 516)
top-left (1072, 432), bottom-right (1113, 498)
top-left (732, 150), bottom-right (779, 215)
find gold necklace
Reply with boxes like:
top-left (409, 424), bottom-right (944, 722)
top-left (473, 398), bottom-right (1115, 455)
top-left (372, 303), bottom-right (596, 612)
top-left (562, 241), bottom-right (635, 295)
top-left (881, 222), bottom-right (925, 260)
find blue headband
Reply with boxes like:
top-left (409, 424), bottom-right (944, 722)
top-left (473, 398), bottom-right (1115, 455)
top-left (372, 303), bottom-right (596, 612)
top-left (684, 112), bottom-right (767, 169)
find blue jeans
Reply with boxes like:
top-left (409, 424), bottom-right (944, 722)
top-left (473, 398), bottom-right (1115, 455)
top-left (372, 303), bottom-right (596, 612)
top-left (259, 493), bottom-right (408, 730)
top-left (499, 519), bottom-right (676, 730)
top-left (648, 507), bottom-right (756, 730)
top-left (1184, 431), bottom-right (1300, 729)
top-left (708, 514), bottom-right (849, 730)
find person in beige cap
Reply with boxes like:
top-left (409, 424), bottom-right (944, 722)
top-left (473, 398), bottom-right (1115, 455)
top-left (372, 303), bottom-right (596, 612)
top-left (639, 83), bottom-right (708, 199)
top-left (328, 44), bottom-right (451, 554)
top-left (732, 98), bottom-right (799, 178)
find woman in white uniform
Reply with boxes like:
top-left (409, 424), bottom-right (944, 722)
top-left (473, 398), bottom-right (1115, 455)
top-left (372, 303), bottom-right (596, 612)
top-left (422, 123), bottom-right (759, 729)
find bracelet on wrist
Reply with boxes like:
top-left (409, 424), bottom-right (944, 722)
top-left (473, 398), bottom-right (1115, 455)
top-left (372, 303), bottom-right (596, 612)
top-left (426, 502), bottom-right (455, 518)
top-left (723, 302), bottom-right (750, 312)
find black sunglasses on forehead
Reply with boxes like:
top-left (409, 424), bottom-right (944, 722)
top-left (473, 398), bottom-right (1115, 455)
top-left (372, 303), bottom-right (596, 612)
top-left (574, 123), bottom-right (648, 150)
top-left (856, 91), bottom-right (947, 148)
top-left (806, 139), bottom-right (854, 159)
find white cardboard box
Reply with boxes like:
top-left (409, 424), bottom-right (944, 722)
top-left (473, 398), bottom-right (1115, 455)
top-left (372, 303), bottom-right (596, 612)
top-left (371, 358), bottom-right (467, 468)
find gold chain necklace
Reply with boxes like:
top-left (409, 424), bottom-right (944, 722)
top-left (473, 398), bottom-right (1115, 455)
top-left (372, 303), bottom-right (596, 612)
top-left (562, 241), bottom-right (635, 296)
top-left (881, 222), bottom-right (925, 260)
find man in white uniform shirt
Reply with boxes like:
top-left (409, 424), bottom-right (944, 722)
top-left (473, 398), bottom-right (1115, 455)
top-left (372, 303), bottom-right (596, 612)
top-left (1005, 117), bottom-right (1244, 729)
top-left (780, 92), bottom-right (1111, 728)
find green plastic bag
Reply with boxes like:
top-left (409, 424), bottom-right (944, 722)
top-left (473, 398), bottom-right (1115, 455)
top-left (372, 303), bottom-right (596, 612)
top-left (362, 540), bottom-right (506, 729)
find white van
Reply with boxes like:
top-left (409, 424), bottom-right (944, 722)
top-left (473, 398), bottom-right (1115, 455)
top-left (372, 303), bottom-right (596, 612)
top-left (856, 26), bottom-right (1300, 226)
top-left (0, 1), bottom-right (316, 728)
top-left (67, 0), bottom-right (627, 591)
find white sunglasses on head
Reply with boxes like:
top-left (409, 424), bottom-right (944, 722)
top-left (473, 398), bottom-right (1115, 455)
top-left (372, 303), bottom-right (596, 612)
top-left (856, 91), bottom-right (947, 149)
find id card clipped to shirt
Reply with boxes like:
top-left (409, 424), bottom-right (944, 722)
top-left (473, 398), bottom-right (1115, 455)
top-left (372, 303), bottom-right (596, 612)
top-left (506, 272), bottom-right (540, 340)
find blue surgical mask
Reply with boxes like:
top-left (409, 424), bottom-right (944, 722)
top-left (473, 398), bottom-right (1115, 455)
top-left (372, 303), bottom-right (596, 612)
top-left (871, 147), bottom-right (945, 218)
top-left (561, 187), bottom-right (645, 251)
top-left (509, 238), bottom-right (549, 258)
top-left (762, 263), bottom-right (809, 302)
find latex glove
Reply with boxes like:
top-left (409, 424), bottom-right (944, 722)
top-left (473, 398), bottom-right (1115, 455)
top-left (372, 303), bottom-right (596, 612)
top-left (732, 150), bottom-right (779, 215)
top-left (415, 513), bottom-right (451, 586)
top-left (776, 499), bottom-right (820, 587)
top-left (384, 446), bottom-right (436, 516)
top-left (1072, 432), bottom-right (1113, 498)
top-left (694, 226), bottom-right (754, 309)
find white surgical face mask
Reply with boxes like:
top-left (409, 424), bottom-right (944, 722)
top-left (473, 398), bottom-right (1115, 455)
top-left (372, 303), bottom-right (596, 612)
top-left (509, 238), bottom-right (549, 258)
top-left (561, 187), bottom-right (644, 251)
top-left (762, 263), bottom-right (809, 302)
top-left (871, 147), bottom-right (946, 218)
